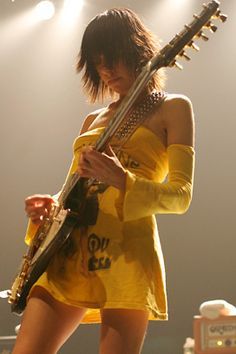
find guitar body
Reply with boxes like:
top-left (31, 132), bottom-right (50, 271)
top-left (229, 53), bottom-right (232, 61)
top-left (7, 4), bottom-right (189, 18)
top-left (9, 179), bottom-right (99, 315)
top-left (10, 209), bottom-right (78, 314)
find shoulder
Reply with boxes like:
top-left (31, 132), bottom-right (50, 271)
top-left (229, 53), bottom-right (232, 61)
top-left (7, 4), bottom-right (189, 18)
top-left (161, 93), bottom-right (194, 124)
top-left (162, 93), bottom-right (193, 113)
top-left (80, 107), bottom-right (106, 134)
top-left (161, 93), bottom-right (195, 146)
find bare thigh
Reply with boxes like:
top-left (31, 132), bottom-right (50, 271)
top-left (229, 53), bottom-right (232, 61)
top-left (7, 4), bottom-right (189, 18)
top-left (12, 286), bottom-right (87, 354)
top-left (99, 309), bottom-right (149, 354)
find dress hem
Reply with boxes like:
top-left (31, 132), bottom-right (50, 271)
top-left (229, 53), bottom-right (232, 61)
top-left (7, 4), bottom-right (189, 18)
top-left (29, 284), bottom-right (168, 323)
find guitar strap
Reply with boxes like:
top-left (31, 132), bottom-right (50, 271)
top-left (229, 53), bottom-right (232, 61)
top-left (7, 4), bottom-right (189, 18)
top-left (110, 90), bottom-right (166, 150)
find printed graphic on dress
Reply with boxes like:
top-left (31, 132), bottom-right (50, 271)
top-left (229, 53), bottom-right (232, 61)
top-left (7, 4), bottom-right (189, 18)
top-left (88, 233), bottom-right (111, 271)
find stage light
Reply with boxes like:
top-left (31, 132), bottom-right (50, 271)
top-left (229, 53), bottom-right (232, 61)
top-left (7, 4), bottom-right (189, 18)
top-left (61, 0), bottom-right (84, 24)
top-left (35, 1), bottom-right (55, 21)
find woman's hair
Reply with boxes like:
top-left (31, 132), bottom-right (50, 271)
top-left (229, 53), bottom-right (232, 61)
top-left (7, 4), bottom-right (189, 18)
top-left (77, 8), bottom-right (165, 102)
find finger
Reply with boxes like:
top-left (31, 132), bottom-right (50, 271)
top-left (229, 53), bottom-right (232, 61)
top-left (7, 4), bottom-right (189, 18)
top-left (25, 194), bottom-right (53, 201)
top-left (26, 206), bottom-right (49, 218)
top-left (79, 153), bottom-right (91, 168)
top-left (25, 194), bottom-right (53, 205)
top-left (78, 156), bottom-right (106, 179)
top-left (30, 215), bottom-right (44, 225)
top-left (81, 145), bottom-right (94, 158)
top-left (77, 165), bottom-right (94, 178)
top-left (25, 205), bottom-right (38, 214)
top-left (83, 149), bottom-right (110, 166)
top-left (79, 149), bottom-right (114, 180)
top-left (105, 144), bottom-right (116, 157)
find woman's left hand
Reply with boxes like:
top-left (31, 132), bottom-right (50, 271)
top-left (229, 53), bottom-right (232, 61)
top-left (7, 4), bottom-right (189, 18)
top-left (78, 145), bottom-right (126, 192)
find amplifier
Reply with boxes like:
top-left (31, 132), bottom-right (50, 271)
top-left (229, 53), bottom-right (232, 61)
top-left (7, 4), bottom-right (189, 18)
top-left (0, 336), bottom-right (16, 353)
top-left (194, 315), bottom-right (236, 354)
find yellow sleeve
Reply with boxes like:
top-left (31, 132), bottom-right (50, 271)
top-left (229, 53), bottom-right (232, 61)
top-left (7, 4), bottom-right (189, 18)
top-left (116, 144), bottom-right (195, 221)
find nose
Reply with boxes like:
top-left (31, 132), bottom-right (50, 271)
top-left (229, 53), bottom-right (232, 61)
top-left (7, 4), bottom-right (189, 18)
top-left (99, 65), bottom-right (114, 76)
top-left (95, 55), bottom-right (114, 77)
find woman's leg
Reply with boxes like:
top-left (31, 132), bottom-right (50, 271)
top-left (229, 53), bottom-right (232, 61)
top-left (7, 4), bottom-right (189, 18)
top-left (12, 286), bottom-right (87, 354)
top-left (99, 309), bottom-right (149, 354)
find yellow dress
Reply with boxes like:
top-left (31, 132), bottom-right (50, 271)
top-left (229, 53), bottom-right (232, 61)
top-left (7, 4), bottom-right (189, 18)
top-left (25, 125), bottom-right (195, 323)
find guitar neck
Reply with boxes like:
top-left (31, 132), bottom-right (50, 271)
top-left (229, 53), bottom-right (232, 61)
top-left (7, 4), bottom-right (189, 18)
top-left (57, 173), bottom-right (80, 206)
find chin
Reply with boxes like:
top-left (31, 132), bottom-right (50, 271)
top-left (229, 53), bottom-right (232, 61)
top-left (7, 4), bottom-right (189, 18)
top-left (113, 85), bottom-right (129, 95)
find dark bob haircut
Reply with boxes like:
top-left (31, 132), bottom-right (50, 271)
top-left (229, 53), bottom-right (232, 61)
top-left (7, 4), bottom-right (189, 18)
top-left (77, 8), bottom-right (165, 102)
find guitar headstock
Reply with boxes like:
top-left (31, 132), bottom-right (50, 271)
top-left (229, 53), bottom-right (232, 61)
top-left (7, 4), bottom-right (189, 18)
top-left (96, 1), bottom-right (227, 149)
top-left (150, 0), bottom-right (227, 71)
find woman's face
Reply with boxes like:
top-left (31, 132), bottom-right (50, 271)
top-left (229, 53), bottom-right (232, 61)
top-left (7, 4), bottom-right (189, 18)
top-left (95, 55), bottom-right (136, 96)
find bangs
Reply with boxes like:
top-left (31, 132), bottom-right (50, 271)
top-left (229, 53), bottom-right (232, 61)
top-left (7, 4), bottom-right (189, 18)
top-left (81, 10), bottom-right (139, 71)
top-left (77, 8), bottom-right (166, 102)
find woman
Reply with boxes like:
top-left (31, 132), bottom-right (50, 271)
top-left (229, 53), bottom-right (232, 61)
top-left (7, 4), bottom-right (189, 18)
top-left (12, 8), bottom-right (195, 354)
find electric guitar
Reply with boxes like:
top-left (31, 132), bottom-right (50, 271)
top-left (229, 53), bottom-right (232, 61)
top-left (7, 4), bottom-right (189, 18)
top-left (4, 0), bottom-right (226, 314)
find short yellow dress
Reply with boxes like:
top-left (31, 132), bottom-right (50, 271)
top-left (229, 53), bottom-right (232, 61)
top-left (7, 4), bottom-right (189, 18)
top-left (25, 125), bottom-right (194, 323)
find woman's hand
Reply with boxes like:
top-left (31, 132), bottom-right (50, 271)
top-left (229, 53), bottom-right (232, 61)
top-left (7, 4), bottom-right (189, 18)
top-left (78, 145), bottom-right (126, 192)
top-left (25, 194), bottom-right (55, 225)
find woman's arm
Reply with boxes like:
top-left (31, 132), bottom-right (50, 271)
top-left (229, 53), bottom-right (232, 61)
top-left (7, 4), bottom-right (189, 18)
top-left (117, 95), bottom-right (195, 221)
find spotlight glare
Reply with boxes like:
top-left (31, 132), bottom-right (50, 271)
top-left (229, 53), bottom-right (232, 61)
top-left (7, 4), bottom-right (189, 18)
top-left (61, 0), bottom-right (83, 24)
top-left (35, 1), bottom-right (55, 21)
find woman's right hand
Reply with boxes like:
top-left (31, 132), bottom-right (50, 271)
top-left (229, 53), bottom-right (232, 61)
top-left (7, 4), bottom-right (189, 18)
top-left (25, 194), bottom-right (55, 225)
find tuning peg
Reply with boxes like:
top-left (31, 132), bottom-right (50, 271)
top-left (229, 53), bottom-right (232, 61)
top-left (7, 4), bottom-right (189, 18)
top-left (196, 30), bottom-right (209, 41)
top-left (170, 60), bottom-right (183, 70)
top-left (179, 50), bottom-right (191, 61)
top-left (188, 40), bottom-right (200, 51)
top-left (205, 21), bottom-right (217, 33)
top-left (213, 10), bottom-right (227, 23)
